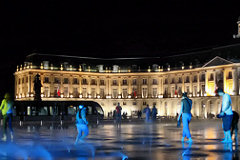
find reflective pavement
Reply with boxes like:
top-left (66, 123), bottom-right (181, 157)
top-left (0, 120), bottom-right (239, 160)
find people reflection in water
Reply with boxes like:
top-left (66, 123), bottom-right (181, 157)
top-left (181, 142), bottom-right (192, 160)
top-left (0, 93), bottom-right (14, 141)
top-left (177, 92), bottom-right (193, 143)
top-left (217, 88), bottom-right (233, 143)
top-left (75, 105), bottom-right (89, 144)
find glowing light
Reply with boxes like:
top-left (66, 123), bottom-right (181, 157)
top-left (118, 95), bottom-right (121, 99)
top-left (88, 95), bottom-right (92, 98)
top-left (79, 94), bottom-right (83, 98)
top-left (70, 95), bottom-right (73, 98)
top-left (61, 94), bottom-right (63, 98)
top-left (128, 95), bottom-right (131, 98)
top-left (97, 95), bottom-right (100, 99)
top-left (41, 94), bottom-right (44, 98)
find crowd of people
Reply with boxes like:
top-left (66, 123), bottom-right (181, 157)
top-left (0, 89), bottom-right (238, 146)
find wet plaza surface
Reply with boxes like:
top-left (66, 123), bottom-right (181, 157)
top-left (0, 120), bottom-right (239, 160)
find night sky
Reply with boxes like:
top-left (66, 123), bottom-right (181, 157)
top-left (0, 0), bottom-right (239, 97)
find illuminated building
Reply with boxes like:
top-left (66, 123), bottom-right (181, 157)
top-left (14, 44), bottom-right (240, 118)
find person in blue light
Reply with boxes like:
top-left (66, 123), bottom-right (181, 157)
top-left (217, 88), bottom-right (233, 143)
top-left (143, 104), bottom-right (151, 122)
top-left (0, 93), bottom-right (14, 141)
top-left (75, 105), bottom-right (89, 144)
top-left (177, 92), bottom-right (193, 143)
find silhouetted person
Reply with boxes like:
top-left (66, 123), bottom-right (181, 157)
top-left (231, 111), bottom-right (239, 140)
top-left (115, 103), bottom-right (122, 128)
top-left (152, 105), bottom-right (158, 121)
top-left (0, 93), bottom-right (14, 141)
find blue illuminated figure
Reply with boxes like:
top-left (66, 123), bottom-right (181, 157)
top-left (143, 104), bottom-right (151, 122)
top-left (75, 105), bottom-right (89, 144)
top-left (0, 93), bottom-right (14, 141)
top-left (217, 88), bottom-right (233, 143)
top-left (177, 92), bottom-right (192, 143)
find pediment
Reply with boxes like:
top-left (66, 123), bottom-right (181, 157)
top-left (202, 56), bottom-right (233, 68)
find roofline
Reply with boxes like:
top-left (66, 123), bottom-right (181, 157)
top-left (27, 53), bottom-right (161, 61)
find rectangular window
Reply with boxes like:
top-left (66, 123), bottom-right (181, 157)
top-left (91, 88), bottom-right (96, 98)
top-left (64, 87), bottom-right (68, 97)
top-left (122, 89), bottom-right (128, 98)
top-left (112, 89), bottom-right (117, 98)
top-left (44, 87), bottom-right (49, 97)
top-left (82, 88), bottom-right (87, 98)
top-left (194, 86), bottom-right (197, 96)
top-left (54, 77), bottom-right (60, 84)
top-left (122, 79), bottom-right (127, 85)
top-left (100, 88), bottom-right (105, 98)
top-left (152, 79), bottom-right (158, 85)
top-left (143, 79), bottom-right (147, 85)
top-left (112, 80), bottom-right (117, 86)
top-left (132, 79), bottom-right (137, 85)
top-left (100, 80), bottom-right (105, 85)
top-left (152, 88), bottom-right (157, 98)
top-left (73, 88), bottom-right (79, 97)
top-left (73, 78), bottom-right (79, 84)
top-left (63, 78), bottom-right (69, 84)
top-left (44, 77), bottom-right (49, 83)
top-left (91, 79), bottom-right (96, 85)
top-left (82, 79), bottom-right (88, 85)
top-left (142, 88), bottom-right (148, 98)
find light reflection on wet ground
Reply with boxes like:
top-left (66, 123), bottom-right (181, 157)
top-left (0, 120), bottom-right (239, 159)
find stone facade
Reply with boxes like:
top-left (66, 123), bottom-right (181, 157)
top-left (14, 55), bottom-right (240, 118)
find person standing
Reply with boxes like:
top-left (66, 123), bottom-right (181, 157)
top-left (115, 102), bottom-right (122, 128)
top-left (0, 93), bottom-right (14, 141)
top-left (75, 105), bottom-right (89, 144)
top-left (217, 88), bottom-right (233, 143)
top-left (177, 92), bottom-right (192, 143)
top-left (231, 111), bottom-right (239, 141)
top-left (143, 104), bottom-right (151, 122)
top-left (151, 105), bottom-right (158, 121)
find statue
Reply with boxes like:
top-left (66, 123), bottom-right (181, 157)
top-left (34, 74), bottom-right (42, 101)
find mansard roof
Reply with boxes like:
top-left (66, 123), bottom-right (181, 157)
top-left (202, 56), bottom-right (234, 68)
top-left (24, 43), bottom-right (240, 72)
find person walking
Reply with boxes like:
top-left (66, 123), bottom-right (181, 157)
top-left (0, 93), bottom-right (14, 141)
top-left (115, 102), bottom-right (122, 128)
top-left (75, 105), bottom-right (89, 144)
top-left (217, 88), bottom-right (233, 143)
top-left (177, 92), bottom-right (193, 143)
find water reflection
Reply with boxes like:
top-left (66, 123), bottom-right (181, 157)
top-left (181, 142), bottom-right (192, 160)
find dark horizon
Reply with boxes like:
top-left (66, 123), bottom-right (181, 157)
top-left (1, 1), bottom-right (240, 98)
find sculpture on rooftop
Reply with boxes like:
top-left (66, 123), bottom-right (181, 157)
top-left (33, 74), bottom-right (42, 101)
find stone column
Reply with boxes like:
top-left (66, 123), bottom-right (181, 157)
top-left (128, 76), bottom-right (132, 96)
top-left (79, 76), bottom-right (82, 95)
top-left (182, 74), bottom-right (185, 93)
top-left (197, 72), bottom-right (200, 95)
top-left (190, 73), bottom-right (193, 96)
top-left (148, 76), bottom-right (151, 98)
